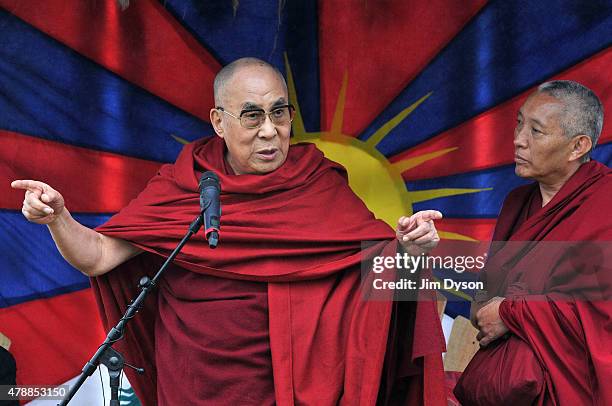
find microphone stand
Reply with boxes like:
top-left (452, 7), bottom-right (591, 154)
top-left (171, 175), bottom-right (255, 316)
top-left (58, 215), bottom-right (205, 405)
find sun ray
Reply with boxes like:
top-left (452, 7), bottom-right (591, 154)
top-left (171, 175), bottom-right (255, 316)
top-left (283, 53), bottom-right (307, 138)
top-left (365, 92), bottom-right (432, 148)
top-left (171, 134), bottom-right (190, 145)
top-left (407, 187), bottom-right (493, 204)
top-left (327, 72), bottom-right (348, 140)
top-left (392, 147), bottom-right (458, 173)
top-left (438, 231), bottom-right (478, 242)
top-left (264, 56), bottom-right (492, 242)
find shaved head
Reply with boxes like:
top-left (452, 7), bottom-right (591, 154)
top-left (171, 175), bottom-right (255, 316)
top-left (213, 57), bottom-right (287, 106)
top-left (209, 57), bottom-right (292, 175)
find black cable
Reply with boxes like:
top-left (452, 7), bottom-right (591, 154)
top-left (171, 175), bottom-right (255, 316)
top-left (119, 370), bottom-right (124, 403)
top-left (98, 366), bottom-right (105, 406)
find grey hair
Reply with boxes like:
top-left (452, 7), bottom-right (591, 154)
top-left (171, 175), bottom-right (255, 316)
top-left (537, 80), bottom-right (604, 162)
top-left (213, 57), bottom-right (287, 106)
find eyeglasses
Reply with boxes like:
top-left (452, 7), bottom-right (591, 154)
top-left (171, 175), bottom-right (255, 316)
top-left (216, 104), bottom-right (295, 129)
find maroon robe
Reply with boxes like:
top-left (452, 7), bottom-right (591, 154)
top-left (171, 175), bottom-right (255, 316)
top-left (456, 161), bottom-right (612, 405)
top-left (92, 136), bottom-right (446, 405)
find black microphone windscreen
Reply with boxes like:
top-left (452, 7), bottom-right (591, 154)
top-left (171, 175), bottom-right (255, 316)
top-left (199, 171), bottom-right (220, 191)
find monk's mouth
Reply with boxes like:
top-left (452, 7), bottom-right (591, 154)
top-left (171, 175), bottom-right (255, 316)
top-left (514, 154), bottom-right (528, 163)
top-left (255, 148), bottom-right (279, 161)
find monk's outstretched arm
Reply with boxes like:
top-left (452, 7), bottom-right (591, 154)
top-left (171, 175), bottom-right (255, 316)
top-left (11, 180), bottom-right (142, 276)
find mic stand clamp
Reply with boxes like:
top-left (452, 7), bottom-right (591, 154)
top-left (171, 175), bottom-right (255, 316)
top-left (99, 346), bottom-right (123, 406)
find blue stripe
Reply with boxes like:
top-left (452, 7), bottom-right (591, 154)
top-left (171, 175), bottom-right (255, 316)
top-left (409, 165), bottom-right (528, 218)
top-left (159, 0), bottom-right (321, 132)
top-left (360, 0), bottom-right (612, 155)
top-left (592, 141), bottom-right (612, 163)
top-left (410, 141), bottom-right (612, 217)
top-left (0, 10), bottom-right (212, 163)
top-left (0, 211), bottom-right (110, 308)
top-left (434, 267), bottom-right (478, 318)
top-left (444, 301), bottom-right (471, 319)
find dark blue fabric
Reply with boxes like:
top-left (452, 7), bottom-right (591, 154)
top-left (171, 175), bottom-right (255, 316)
top-left (159, 0), bottom-right (321, 132)
top-left (0, 9), bottom-right (212, 163)
top-left (359, 0), bottom-right (612, 155)
top-left (0, 211), bottom-right (110, 308)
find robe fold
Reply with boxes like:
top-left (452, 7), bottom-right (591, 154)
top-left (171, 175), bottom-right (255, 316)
top-left (92, 136), bottom-right (446, 405)
top-left (456, 161), bottom-right (612, 405)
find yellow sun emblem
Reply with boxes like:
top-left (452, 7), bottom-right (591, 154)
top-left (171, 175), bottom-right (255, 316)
top-left (172, 56), bottom-right (491, 242)
top-left (284, 55), bottom-right (490, 241)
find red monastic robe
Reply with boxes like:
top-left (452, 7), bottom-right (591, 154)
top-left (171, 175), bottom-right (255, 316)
top-left (92, 136), bottom-right (446, 405)
top-left (457, 161), bottom-right (612, 405)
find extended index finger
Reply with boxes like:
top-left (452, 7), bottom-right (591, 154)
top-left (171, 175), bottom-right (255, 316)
top-left (11, 180), bottom-right (47, 193)
top-left (415, 210), bottom-right (443, 222)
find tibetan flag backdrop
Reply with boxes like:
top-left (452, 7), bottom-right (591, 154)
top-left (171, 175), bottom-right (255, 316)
top-left (1, 0), bottom-right (611, 402)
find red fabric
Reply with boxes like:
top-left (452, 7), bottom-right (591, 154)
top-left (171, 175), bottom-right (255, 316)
top-left (0, 289), bottom-right (105, 387)
top-left (0, 130), bottom-right (160, 213)
top-left (391, 47), bottom-right (612, 182)
top-left (0, 0), bottom-right (220, 122)
top-left (91, 136), bottom-right (446, 405)
top-left (455, 334), bottom-right (545, 405)
top-left (154, 263), bottom-right (275, 405)
top-left (459, 161), bottom-right (612, 405)
top-left (318, 0), bottom-right (486, 136)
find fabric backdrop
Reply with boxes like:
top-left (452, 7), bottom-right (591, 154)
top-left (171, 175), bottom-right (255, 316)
top-left (0, 0), bottom-right (610, 401)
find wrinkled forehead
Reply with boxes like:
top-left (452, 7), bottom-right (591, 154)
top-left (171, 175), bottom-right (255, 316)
top-left (222, 66), bottom-right (288, 108)
top-left (520, 92), bottom-right (565, 121)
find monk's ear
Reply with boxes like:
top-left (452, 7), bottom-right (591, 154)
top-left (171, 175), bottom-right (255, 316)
top-left (210, 108), bottom-right (225, 138)
top-left (569, 134), bottom-right (592, 162)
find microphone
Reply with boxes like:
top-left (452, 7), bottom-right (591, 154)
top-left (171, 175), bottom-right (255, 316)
top-left (199, 171), bottom-right (221, 248)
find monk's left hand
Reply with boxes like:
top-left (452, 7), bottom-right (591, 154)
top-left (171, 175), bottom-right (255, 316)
top-left (396, 210), bottom-right (442, 255)
top-left (475, 297), bottom-right (509, 347)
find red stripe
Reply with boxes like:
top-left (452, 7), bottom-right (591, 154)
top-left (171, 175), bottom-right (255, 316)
top-left (2, 131), bottom-right (161, 212)
top-left (318, 0), bottom-right (487, 136)
top-left (0, 0), bottom-right (221, 122)
top-left (438, 218), bottom-right (497, 242)
top-left (392, 48), bottom-right (612, 181)
top-left (0, 289), bottom-right (105, 386)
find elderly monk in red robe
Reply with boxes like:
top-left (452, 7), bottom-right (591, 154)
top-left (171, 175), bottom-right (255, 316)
top-left (12, 58), bottom-right (447, 405)
top-left (455, 80), bottom-right (611, 405)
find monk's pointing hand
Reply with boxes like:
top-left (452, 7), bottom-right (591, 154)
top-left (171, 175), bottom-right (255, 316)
top-left (11, 180), bottom-right (65, 225)
top-left (396, 210), bottom-right (442, 255)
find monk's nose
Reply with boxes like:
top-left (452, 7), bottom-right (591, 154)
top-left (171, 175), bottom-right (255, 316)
top-left (257, 115), bottom-right (277, 139)
top-left (513, 126), bottom-right (528, 149)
